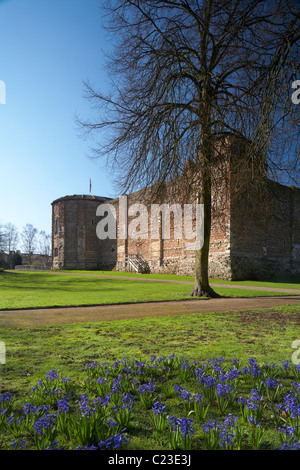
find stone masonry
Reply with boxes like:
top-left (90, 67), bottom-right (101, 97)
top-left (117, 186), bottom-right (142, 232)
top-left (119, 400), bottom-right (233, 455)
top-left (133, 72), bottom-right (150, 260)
top-left (51, 150), bottom-right (300, 280)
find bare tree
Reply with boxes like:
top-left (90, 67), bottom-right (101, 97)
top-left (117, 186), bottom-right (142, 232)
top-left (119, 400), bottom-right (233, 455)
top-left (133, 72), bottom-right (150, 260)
top-left (21, 223), bottom-right (38, 265)
top-left (39, 231), bottom-right (51, 267)
top-left (4, 222), bottom-right (19, 252)
top-left (3, 223), bottom-right (19, 268)
top-left (78, 0), bottom-right (299, 297)
top-left (0, 224), bottom-right (5, 252)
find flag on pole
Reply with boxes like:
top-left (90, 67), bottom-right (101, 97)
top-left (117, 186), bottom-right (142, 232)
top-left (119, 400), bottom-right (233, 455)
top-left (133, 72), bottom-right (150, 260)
top-left (89, 178), bottom-right (92, 193)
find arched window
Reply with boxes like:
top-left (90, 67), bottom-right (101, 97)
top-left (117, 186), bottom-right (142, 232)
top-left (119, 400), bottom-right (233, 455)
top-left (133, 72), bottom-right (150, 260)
top-left (55, 218), bottom-right (59, 234)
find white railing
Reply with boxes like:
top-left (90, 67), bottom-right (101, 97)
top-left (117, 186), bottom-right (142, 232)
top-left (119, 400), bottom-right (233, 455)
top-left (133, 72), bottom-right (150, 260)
top-left (14, 265), bottom-right (51, 271)
top-left (125, 255), bottom-right (150, 273)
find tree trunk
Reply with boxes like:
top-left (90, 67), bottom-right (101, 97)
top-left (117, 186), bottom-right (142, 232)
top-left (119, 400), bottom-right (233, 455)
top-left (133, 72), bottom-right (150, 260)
top-left (189, 119), bottom-right (221, 299)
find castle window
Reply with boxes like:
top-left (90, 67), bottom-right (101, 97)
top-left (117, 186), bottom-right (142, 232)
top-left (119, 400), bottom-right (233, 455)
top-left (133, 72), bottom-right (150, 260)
top-left (55, 218), bottom-right (59, 234)
top-left (91, 218), bottom-right (94, 226)
top-left (54, 247), bottom-right (58, 257)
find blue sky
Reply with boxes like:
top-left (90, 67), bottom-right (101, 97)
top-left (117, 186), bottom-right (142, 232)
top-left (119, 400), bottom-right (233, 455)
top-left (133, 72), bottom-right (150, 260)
top-left (0, 0), bottom-right (115, 238)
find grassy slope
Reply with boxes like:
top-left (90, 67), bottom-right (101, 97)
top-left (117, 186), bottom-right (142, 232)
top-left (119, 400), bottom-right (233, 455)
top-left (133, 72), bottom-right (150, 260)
top-left (59, 269), bottom-right (300, 289)
top-left (0, 271), bottom-right (298, 310)
top-left (0, 270), bottom-right (299, 401)
top-left (0, 304), bottom-right (299, 396)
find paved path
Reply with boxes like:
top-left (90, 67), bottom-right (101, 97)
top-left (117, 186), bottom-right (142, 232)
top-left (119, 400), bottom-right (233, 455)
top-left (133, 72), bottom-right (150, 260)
top-left (0, 295), bottom-right (299, 328)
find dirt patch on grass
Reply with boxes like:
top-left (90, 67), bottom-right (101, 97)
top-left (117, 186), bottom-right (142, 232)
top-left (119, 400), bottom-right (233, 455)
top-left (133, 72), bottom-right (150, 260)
top-left (238, 309), bottom-right (300, 325)
top-left (215, 308), bottom-right (300, 327)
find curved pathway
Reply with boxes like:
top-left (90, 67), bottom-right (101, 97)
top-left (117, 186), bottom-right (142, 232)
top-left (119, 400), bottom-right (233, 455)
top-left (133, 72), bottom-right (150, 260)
top-left (0, 294), bottom-right (299, 328)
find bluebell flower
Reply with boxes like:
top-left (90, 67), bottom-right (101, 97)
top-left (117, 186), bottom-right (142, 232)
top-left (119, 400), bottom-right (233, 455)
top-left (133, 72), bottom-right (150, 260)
top-left (249, 415), bottom-right (261, 426)
top-left (202, 419), bottom-right (218, 434)
top-left (223, 414), bottom-right (238, 428)
top-left (138, 380), bottom-right (155, 394)
top-left (33, 413), bottom-right (57, 436)
top-left (57, 397), bottom-right (70, 413)
top-left (98, 431), bottom-right (129, 450)
top-left (173, 385), bottom-right (192, 402)
top-left (279, 439), bottom-right (300, 450)
top-left (44, 440), bottom-right (61, 450)
top-left (292, 381), bottom-right (300, 394)
top-left (281, 360), bottom-right (290, 370)
top-left (0, 392), bottom-right (13, 404)
top-left (23, 403), bottom-right (38, 415)
top-left (194, 393), bottom-right (204, 402)
top-left (203, 375), bottom-right (217, 388)
top-left (45, 370), bottom-right (59, 382)
top-left (216, 383), bottom-right (233, 398)
top-left (266, 378), bottom-right (278, 388)
top-left (168, 416), bottom-right (194, 437)
top-left (278, 424), bottom-right (295, 437)
top-left (11, 439), bottom-right (26, 450)
top-left (106, 419), bottom-right (118, 427)
top-left (78, 394), bottom-right (96, 417)
top-left (226, 369), bottom-right (239, 381)
top-left (152, 401), bottom-right (166, 415)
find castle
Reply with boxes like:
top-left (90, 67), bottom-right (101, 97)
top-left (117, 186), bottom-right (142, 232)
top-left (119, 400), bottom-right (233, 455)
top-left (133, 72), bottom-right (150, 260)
top-left (51, 143), bottom-right (300, 281)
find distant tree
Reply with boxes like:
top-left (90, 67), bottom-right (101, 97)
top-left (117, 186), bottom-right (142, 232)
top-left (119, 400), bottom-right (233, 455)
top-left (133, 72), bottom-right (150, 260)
top-left (4, 223), bottom-right (19, 253)
top-left (79, 0), bottom-right (299, 297)
top-left (39, 231), bottom-right (51, 267)
top-left (0, 224), bottom-right (5, 252)
top-left (3, 223), bottom-right (19, 267)
top-left (10, 251), bottom-right (22, 269)
top-left (21, 224), bottom-right (38, 265)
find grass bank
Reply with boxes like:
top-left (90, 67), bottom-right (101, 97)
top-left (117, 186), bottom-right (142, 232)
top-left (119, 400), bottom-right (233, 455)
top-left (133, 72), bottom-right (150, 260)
top-left (0, 305), bottom-right (299, 450)
top-left (1, 304), bottom-right (299, 396)
top-left (0, 271), bottom-right (297, 311)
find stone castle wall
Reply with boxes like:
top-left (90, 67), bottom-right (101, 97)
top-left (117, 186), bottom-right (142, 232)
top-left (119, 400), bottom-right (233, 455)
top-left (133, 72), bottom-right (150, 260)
top-left (52, 195), bottom-right (116, 270)
top-left (51, 171), bottom-right (300, 280)
top-left (230, 182), bottom-right (300, 280)
top-left (111, 170), bottom-right (232, 279)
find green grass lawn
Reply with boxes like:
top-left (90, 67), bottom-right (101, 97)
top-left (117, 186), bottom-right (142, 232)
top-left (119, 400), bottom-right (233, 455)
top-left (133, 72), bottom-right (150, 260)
top-left (0, 270), bottom-right (298, 310)
top-left (59, 269), bottom-right (300, 289)
top-left (0, 304), bottom-right (299, 451)
top-left (0, 270), bottom-right (299, 451)
top-left (1, 304), bottom-right (299, 396)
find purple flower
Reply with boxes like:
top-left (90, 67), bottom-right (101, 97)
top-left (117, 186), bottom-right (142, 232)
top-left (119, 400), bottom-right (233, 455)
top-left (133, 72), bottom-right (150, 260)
top-left (45, 370), bottom-right (59, 382)
top-left (278, 424), bottom-right (295, 437)
top-left (265, 378), bottom-right (279, 389)
top-left (280, 439), bottom-right (300, 450)
top-left (249, 415), bottom-right (260, 426)
top-left (0, 392), bottom-right (13, 404)
top-left (174, 385), bottom-right (192, 402)
top-left (223, 414), bottom-right (238, 428)
top-left (281, 361), bottom-right (290, 370)
top-left (57, 398), bottom-right (70, 413)
top-left (168, 416), bottom-right (194, 437)
top-left (152, 401), bottom-right (166, 415)
top-left (216, 383), bottom-right (233, 398)
top-left (138, 380), bottom-right (155, 394)
top-left (11, 439), bottom-right (27, 450)
top-left (98, 431), bottom-right (130, 450)
top-left (202, 420), bottom-right (218, 434)
top-left (203, 375), bottom-right (217, 388)
top-left (33, 413), bottom-right (57, 435)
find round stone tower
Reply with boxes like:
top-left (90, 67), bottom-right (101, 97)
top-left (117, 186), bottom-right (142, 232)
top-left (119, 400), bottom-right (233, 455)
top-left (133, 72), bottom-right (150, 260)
top-left (51, 194), bottom-right (112, 270)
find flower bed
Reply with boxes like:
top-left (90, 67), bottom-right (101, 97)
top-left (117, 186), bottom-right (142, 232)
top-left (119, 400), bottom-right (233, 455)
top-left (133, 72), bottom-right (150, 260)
top-left (0, 355), bottom-right (299, 450)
